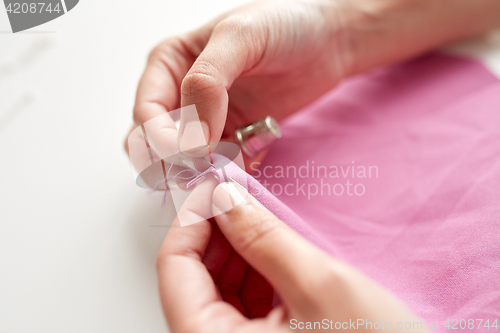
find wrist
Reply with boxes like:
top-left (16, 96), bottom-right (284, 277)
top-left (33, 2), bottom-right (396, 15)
top-left (339, 0), bottom-right (500, 76)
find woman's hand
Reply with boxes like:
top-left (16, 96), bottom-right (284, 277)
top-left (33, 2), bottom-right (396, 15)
top-left (132, 0), bottom-right (353, 156)
top-left (156, 180), bottom-right (427, 333)
top-left (128, 0), bottom-right (500, 158)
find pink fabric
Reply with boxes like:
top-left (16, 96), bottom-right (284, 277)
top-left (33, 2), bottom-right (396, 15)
top-left (255, 54), bottom-right (500, 328)
top-left (197, 154), bottom-right (336, 254)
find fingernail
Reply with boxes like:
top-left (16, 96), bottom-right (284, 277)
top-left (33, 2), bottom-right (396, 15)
top-left (177, 155), bottom-right (196, 169)
top-left (179, 121), bottom-right (210, 155)
top-left (212, 182), bottom-right (247, 216)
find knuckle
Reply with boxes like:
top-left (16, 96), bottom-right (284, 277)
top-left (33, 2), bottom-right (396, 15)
top-left (123, 137), bottom-right (129, 154)
top-left (213, 15), bottom-right (265, 62)
top-left (214, 15), bottom-right (259, 36)
top-left (147, 38), bottom-right (172, 63)
top-left (181, 70), bottom-right (219, 97)
top-left (299, 262), bottom-right (347, 305)
top-left (315, 264), bottom-right (344, 292)
top-left (132, 104), bottom-right (147, 125)
top-left (148, 44), bottom-right (164, 63)
top-left (147, 37), bottom-right (180, 64)
top-left (155, 250), bottom-right (168, 272)
top-left (183, 326), bottom-right (199, 333)
top-left (229, 205), bottom-right (282, 254)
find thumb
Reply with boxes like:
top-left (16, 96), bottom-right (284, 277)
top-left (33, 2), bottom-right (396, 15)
top-left (211, 181), bottom-right (333, 304)
top-left (211, 183), bottom-right (428, 329)
top-left (178, 18), bottom-right (265, 156)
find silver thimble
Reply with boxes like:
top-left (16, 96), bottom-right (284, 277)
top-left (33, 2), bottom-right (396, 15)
top-left (234, 116), bottom-right (282, 157)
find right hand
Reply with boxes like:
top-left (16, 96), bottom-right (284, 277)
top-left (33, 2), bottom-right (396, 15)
top-left (126, 0), bottom-right (500, 164)
top-left (129, 0), bottom-right (354, 158)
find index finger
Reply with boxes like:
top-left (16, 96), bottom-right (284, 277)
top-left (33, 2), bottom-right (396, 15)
top-left (156, 175), bottom-right (246, 332)
top-left (134, 36), bottom-right (196, 124)
top-left (156, 175), bottom-right (216, 330)
top-left (132, 37), bottom-right (197, 160)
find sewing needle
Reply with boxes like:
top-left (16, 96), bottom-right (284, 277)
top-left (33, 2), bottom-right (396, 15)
top-left (201, 157), bottom-right (216, 169)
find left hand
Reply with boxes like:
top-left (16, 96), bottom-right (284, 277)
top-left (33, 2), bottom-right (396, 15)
top-left (156, 180), bottom-right (426, 333)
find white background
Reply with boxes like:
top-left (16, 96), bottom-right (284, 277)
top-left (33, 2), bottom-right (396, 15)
top-left (1, 1), bottom-right (500, 332)
top-left (0, 1), bottom-right (250, 332)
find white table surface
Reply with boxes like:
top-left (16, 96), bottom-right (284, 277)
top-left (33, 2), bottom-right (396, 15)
top-left (0, 1), bottom-right (249, 332)
top-left (1, 2), bottom-right (500, 332)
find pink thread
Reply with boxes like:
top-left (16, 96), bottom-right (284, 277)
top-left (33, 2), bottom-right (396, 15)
top-left (186, 167), bottom-right (220, 188)
top-left (208, 145), bottom-right (214, 165)
top-left (148, 150), bottom-right (202, 206)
